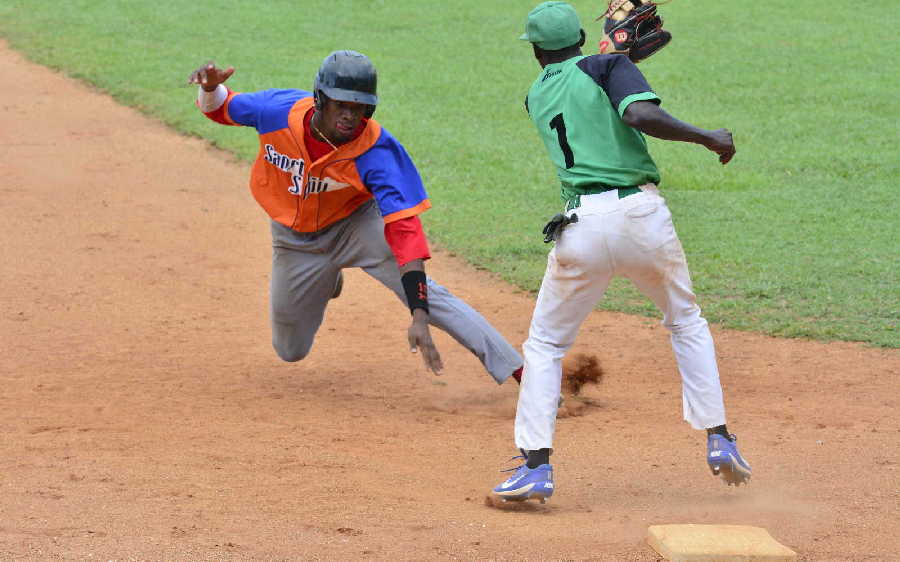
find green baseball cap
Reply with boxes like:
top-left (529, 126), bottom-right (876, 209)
top-left (520, 1), bottom-right (582, 50)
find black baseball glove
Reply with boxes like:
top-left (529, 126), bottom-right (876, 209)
top-left (597, 0), bottom-right (672, 63)
top-left (542, 213), bottom-right (578, 244)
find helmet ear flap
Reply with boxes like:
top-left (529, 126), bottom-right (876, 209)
top-left (313, 73), bottom-right (323, 110)
top-left (314, 87), bottom-right (328, 112)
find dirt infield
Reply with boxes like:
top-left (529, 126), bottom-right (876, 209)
top-left (2, 42), bottom-right (898, 561)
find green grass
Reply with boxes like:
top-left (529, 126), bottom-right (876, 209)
top-left (1, 0), bottom-right (897, 347)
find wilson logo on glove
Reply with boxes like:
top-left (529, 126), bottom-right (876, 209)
top-left (597, 0), bottom-right (672, 63)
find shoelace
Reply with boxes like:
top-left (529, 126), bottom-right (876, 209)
top-left (499, 454), bottom-right (527, 473)
top-left (711, 433), bottom-right (738, 445)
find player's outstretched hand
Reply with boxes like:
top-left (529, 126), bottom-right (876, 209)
top-left (408, 310), bottom-right (443, 375)
top-left (187, 61), bottom-right (234, 92)
top-left (704, 128), bottom-right (736, 165)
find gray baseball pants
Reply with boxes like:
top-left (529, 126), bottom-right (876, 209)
top-left (269, 200), bottom-right (522, 384)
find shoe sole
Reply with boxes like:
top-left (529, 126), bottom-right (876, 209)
top-left (492, 491), bottom-right (552, 504)
top-left (492, 483), bottom-right (553, 503)
top-left (709, 454), bottom-right (751, 486)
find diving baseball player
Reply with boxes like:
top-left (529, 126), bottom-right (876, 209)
top-left (490, 2), bottom-right (751, 503)
top-left (187, 51), bottom-right (523, 385)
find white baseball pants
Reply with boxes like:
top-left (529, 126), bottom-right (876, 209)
top-left (515, 186), bottom-right (727, 451)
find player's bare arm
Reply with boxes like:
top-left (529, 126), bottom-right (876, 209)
top-left (623, 101), bottom-right (736, 164)
top-left (187, 61), bottom-right (235, 92)
top-left (399, 259), bottom-right (444, 376)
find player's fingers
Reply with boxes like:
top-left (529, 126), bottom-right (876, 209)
top-left (432, 352), bottom-right (444, 375)
top-left (720, 147), bottom-right (735, 165)
top-left (422, 343), bottom-right (443, 375)
top-left (221, 66), bottom-right (235, 82)
top-left (190, 65), bottom-right (206, 84)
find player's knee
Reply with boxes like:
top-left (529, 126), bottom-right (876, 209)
top-left (273, 340), bottom-right (313, 363)
top-left (523, 334), bottom-right (570, 356)
top-left (274, 347), bottom-right (310, 363)
top-left (663, 311), bottom-right (707, 334)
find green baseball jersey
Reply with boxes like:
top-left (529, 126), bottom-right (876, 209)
top-left (525, 54), bottom-right (662, 202)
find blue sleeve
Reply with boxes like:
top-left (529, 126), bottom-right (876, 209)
top-left (227, 89), bottom-right (312, 134)
top-left (355, 129), bottom-right (430, 222)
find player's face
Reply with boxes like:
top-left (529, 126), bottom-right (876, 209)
top-left (319, 99), bottom-right (367, 144)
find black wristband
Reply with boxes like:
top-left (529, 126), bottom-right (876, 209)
top-left (401, 270), bottom-right (429, 315)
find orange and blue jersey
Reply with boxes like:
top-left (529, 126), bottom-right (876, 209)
top-left (204, 87), bottom-right (431, 233)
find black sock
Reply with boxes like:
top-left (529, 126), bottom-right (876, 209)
top-left (526, 448), bottom-right (551, 468)
top-left (706, 425), bottom-right (731, 439)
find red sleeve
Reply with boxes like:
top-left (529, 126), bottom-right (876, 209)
top-left (384, 216), bottom-right (431, 267)
top-left (195, 87), bottom-right (239, 126)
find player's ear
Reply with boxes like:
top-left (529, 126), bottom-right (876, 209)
top-left (578, 29), bottom-right (586, 48)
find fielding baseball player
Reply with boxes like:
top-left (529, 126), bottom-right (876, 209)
top-left (187, 51), bottom-right (523, 385)
top-left (491, 1), bottom-right (751, 503)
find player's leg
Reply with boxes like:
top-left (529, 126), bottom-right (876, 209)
top-left (618, 191), bottom-right (750, 484)
top-left (362, 254), bottom-right (524, 384)
top-left (269, 221), bottom-right (342, 362)
top-left (494, 214), bottom-right (613, 502)
top-left (623, 228), bottom-right (726, 430)
top-left (338, 202), bottom-right (523, 383)
top-left (515, 225), bottom-right (613, 453)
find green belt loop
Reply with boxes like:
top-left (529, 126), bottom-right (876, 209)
top-left (564, 185), bottom-right (642, 211)
top-left (617, 186), bottom-right (641, 199)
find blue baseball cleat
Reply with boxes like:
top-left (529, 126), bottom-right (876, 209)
top-left (491, 460), bottom-right (554, 503)
top-left (707, 433), bottom-right (752, 486)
